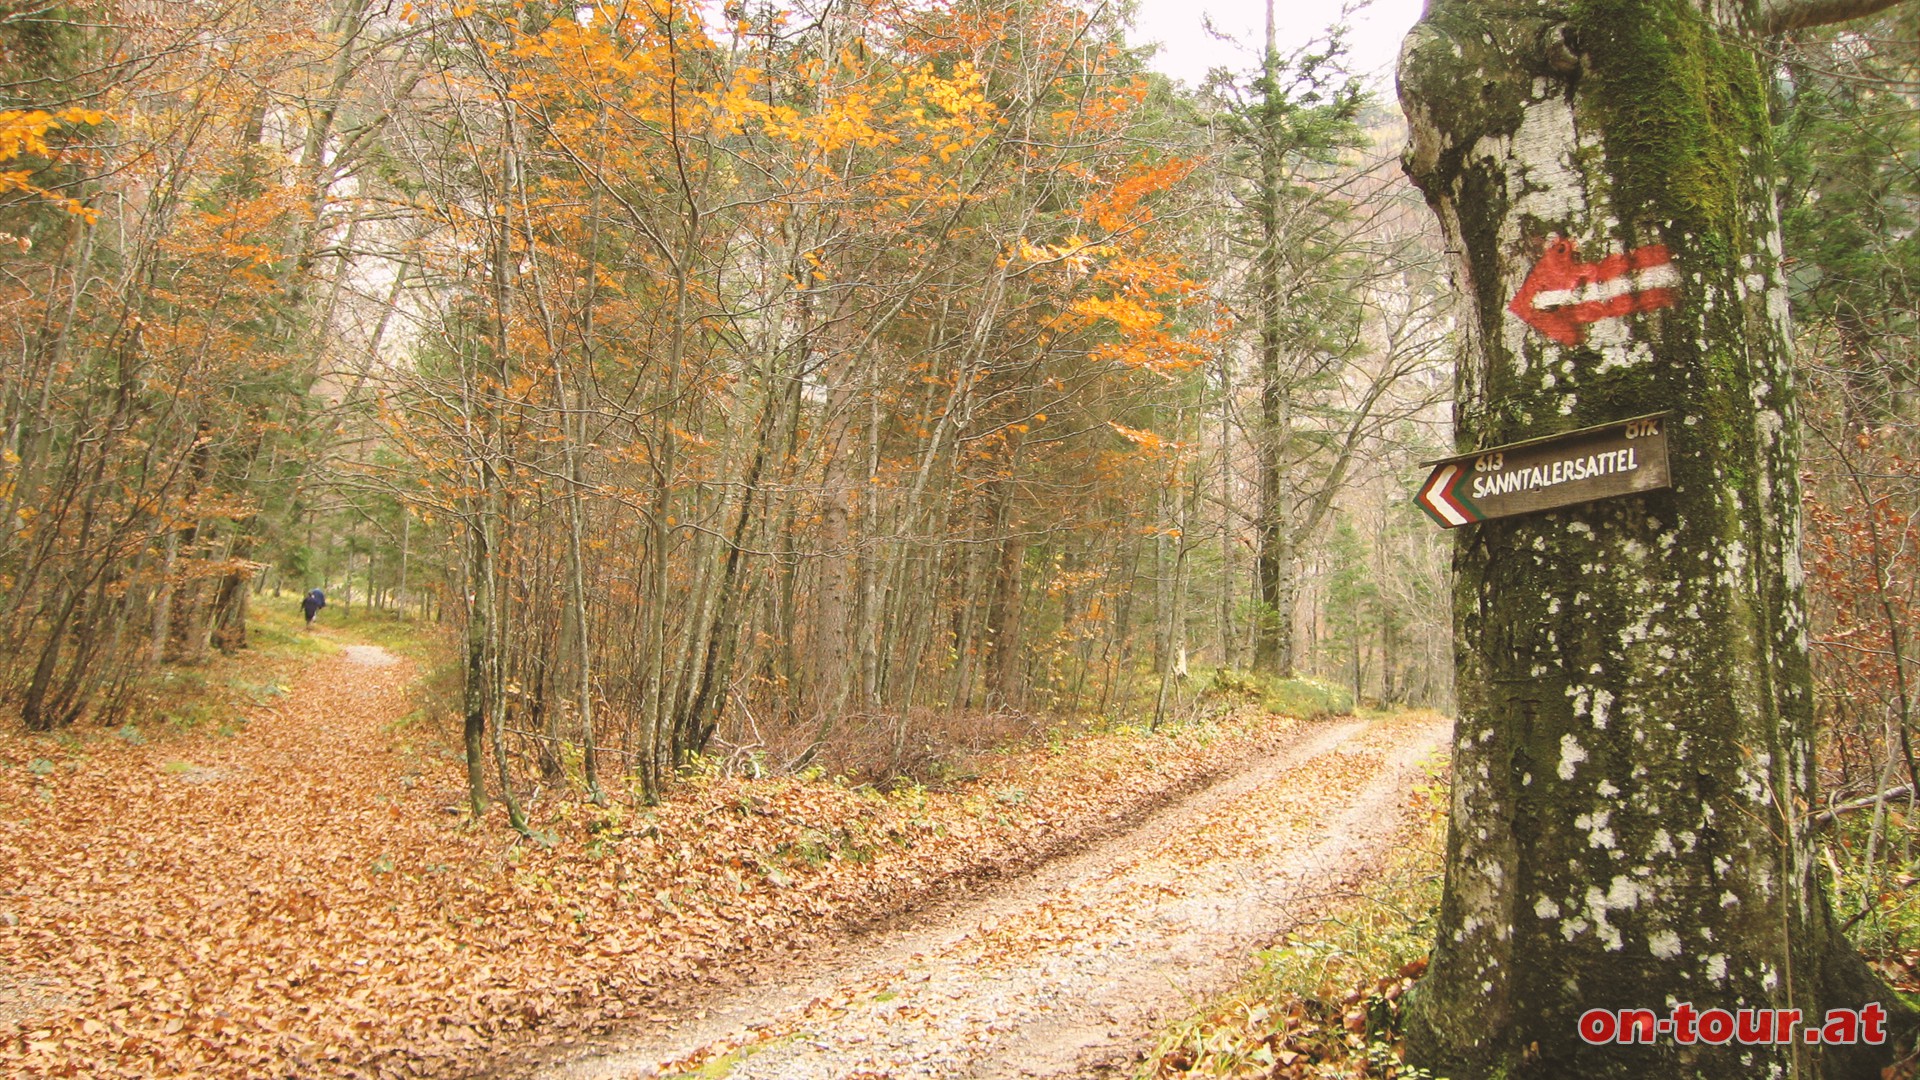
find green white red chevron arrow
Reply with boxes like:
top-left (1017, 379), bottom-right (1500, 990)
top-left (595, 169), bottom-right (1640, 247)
top-left (1415, 462), bottom-right (1483, 528)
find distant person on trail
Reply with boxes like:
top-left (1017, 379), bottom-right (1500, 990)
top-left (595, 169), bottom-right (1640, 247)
top-left (302, 588), bottom-right (326, 627)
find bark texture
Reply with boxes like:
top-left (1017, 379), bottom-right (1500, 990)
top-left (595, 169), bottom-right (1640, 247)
top-left (1397, 1), bottom-right (1916, 1076)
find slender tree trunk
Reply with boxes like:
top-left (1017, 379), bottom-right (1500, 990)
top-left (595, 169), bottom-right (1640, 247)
top-left (555, 365), bottom-right (603, 804)
top-left (814, 436), bottom-right (855, 726)
top-left (1217, 350), bottom-right (1237, 668)
top-left (1154, 463), bottom-right (1195, 729)
top-left (985, 528), bottom-right (1028, 709)
top-left (857, 391), bottom-right (884, 714)
top-left (950, 525), bottom-right (988, 710)
top-left (462, 517), bottom-right (489, 819)
top-left (397, 511), bottom-right (409, 617)
top-left (1398, 2), bottom-right (1916, 1074)
top-left (1252, 0), bottom-right (1292, 679)
top-left (151, 530), bottom-right (177, 664)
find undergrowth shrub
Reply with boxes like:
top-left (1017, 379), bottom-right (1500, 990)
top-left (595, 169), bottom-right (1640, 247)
top-left (1205, 668), bottom-right (1355, 720)
top-left (1826, 804), bottom-right (1920, 1007)
top-left (706, 706), bottom-right (1049, 789)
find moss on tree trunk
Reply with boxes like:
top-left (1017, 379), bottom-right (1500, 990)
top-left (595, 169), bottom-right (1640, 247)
top-left (1397, 1), bottom-right (1916, 1075)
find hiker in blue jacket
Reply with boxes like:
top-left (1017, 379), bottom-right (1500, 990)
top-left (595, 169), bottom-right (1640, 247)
top-left (302, 588), bottom-right (326, 627)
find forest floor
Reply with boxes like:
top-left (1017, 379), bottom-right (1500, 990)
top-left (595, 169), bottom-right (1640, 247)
top-left (0, 618), bottom-right (1445, 1079)
top-left (535, 714), bottom-right (1447, 1080)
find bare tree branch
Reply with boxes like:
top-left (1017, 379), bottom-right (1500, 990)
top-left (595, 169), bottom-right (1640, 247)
top-left (1763, 0), bottom-right (1914, 35)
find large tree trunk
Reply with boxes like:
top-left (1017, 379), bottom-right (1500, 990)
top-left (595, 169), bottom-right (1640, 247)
top-left (210, 515), bottom-right (257, 655)
top-left (1397, 2), bottom-right (1915, 1076)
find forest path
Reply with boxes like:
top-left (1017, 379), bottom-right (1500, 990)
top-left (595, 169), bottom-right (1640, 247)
top-left (537, 711), bottom-right (1448, 1080)
top-left (0, 629), bottom-right (443, 1076)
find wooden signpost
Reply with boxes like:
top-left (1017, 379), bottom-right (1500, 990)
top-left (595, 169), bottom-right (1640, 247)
top-left (1415, 412), bottom-right (1672, 528)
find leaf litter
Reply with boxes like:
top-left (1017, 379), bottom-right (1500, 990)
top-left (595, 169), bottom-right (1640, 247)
top-left (541, 712), bottom-right (1449, 1080)
top-left (0, 644), bottom-right (1384, 1078)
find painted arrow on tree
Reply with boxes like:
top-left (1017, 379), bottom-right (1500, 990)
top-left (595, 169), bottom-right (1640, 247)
top-left (1508, 237), bottom-right (1680, 346)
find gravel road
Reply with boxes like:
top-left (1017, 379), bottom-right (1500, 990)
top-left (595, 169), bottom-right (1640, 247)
top-left (535, 712), bottom-right (1449, 1080)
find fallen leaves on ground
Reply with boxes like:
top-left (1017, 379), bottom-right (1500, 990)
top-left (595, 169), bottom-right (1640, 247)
top-left (616, 713), bottom-right (1447, 1080)
top-left (0, 644), bottom-right (1306, 1078)
top-left (1146, 739), bottom-right (1449, 1080)
top-left (1872, 950), bottom-right (1920, 998)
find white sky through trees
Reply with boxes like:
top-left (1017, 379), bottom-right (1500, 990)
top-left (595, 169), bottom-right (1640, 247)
top-left (1128, 0), bottom-right (1424, 89)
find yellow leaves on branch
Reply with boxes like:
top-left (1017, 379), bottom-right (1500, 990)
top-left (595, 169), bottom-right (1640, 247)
top-left (1017, 235), bottom-right (1112, 274)
top-left (1074, 293), bottom-right (1162, 336)
top-left (0, 109), bottom-right (104, 222)
top-left (1070, 76), bottom-right (1151, 128)
top-left (1004, 158), bottom-right (1207, 378)
top-left (1079, 157), bottom-right (1195, 233)
top-left (909, 61), bottom-right (991, 124)
top-left (500, 1), bottom-right (999, 231)
top-left (759, 61), bottom-right (990, 159)
top-left (1107, 420), bottom-right (1168, 452)
top-left (1069, 267), bottom-right (1207, 376)
top-left (0, 108), bottom-right (102, 161)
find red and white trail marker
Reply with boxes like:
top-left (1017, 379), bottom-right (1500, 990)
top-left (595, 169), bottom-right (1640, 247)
top-left (1508, 237), bottom-right (1680, 346)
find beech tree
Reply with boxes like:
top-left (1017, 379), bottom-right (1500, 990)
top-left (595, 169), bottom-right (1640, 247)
top-left (1397, 0), bottom-right (1919, 1076)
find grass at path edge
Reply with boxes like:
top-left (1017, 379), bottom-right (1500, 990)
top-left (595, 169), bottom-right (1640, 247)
top-left (1143, 735), bottom-right (1450, 1080)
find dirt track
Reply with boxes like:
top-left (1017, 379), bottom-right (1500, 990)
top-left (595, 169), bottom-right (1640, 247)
top-left (535, 712), bottom-right (1450, 1080)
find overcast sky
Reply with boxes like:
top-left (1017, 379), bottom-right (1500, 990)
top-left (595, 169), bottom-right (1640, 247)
top-left (1126, 0), bottom-right (1425, 92)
